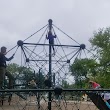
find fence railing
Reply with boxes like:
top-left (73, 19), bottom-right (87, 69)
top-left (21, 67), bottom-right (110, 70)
top-left (0, 88), bottom-right (110, 110)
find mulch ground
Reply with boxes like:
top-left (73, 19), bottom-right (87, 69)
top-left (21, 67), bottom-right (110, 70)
top-left (0, 95), bottom-right (99, 110)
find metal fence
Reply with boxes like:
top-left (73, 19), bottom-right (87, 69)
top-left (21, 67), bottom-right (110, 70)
top-left (0, 89), bottom-right (110, 110)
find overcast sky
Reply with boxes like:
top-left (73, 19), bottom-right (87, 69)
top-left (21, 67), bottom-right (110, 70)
top-left (0, 0), bottom-right (110, 64)
top-left (0, 0), bottom-right (110, 48)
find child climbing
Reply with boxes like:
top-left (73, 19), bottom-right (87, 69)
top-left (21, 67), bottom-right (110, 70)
top-left (82, 93), bottom-right (88, 101)
top-left (0, 46), bottom-right (15, 89)
top-left (89, 80), bottom-right (101, 89)
top-left (46, 31), bottom-right (56, 55)
top-left (28, 79), bottom-right (37, 88)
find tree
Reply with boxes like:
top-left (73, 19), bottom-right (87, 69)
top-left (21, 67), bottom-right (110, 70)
top-left (71, 58), bottom-right (98, 77)
top-left (90, 27), bottom-right (110, 66)
top-left (7, 63), bottom-right (46, 88)
top-left (70, 58), bottom-right (98, 88)
top-left (62, 80), bottom-right (70, 88)
top-left (70, 27), bottom-right (110, 88)
top-left (7, 63), bottom-right (19, 75)
top-left (16, 66), bottom-right (35, 83)
top-left (89, 27), bottom-right (110, 88)
top-left (89, 28), bottom-right (110, 73)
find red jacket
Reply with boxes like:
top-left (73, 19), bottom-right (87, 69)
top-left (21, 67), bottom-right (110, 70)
top-left (91, 82), bottom-right (100, 89)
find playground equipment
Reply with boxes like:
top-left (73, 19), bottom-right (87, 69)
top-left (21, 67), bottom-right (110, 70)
top-left (0, 19), bottom-right (110, 110)
top-left (87, 92), bottom-right (110, 110)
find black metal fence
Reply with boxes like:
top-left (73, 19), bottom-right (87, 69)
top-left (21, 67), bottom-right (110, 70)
top-left (0, 89), bottom-right (110, 110)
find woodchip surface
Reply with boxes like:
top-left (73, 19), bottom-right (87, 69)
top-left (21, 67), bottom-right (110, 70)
top-left (0, 95), bottom-right (98, 110)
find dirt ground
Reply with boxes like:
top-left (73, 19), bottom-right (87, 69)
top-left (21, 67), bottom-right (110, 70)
top-left (0, 95), bottom-right (98, 110)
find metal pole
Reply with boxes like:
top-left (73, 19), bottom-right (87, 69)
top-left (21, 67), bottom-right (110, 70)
top-left (37, 68), bottom-right (41, 109)
top-left (48, 19), bottom-right (53, 110)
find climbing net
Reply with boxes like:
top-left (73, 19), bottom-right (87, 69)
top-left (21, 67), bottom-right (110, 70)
top-left (9, 19), bottom-right (88, 85)
top-left (0, 19), bottom-right (104, 110)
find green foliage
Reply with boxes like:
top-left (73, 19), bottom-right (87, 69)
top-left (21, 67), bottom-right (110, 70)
top-left (7, 63), bottom-right (19, 74)
top-left (7, 63), bottom-right (46, 88)
top-left (71, 58), bottom-right (98, 78)
top-left (89, 27), bottom-right (110, 88)
top-left (70, 58), bottom-right (99, 88)
top-left (69, 27), bottom-right (110, 89)
top-left (62, 80), bottom-right (70, 88)
top-left (90, 27), bottom-right (110, 65)
top-left (35, 72), bottom-right (45, 88)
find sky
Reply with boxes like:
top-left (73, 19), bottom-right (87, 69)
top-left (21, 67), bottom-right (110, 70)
top-left (0, 0), bottom-right (110, 83)
top-left (0, 0), bottom-right (110, 49)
